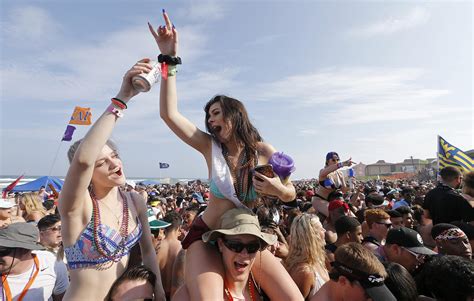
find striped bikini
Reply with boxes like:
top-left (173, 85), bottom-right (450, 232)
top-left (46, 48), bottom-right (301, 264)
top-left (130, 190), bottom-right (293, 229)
top-left (64, 192), bottom-right (142, 269)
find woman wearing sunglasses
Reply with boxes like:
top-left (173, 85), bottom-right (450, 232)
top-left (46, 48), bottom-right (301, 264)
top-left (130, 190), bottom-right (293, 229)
top-left (148, 10), bottom-right (302, 301)
top-left (59, 61), bottom-right (165, 300)
top-left (173, 208), bottom-right (277, 300)
top-left (312, 152), bottom-right (354, 220)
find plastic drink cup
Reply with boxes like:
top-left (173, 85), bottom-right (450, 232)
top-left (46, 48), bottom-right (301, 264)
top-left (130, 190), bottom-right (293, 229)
top-left (268, 152), bottom-right (295, 181)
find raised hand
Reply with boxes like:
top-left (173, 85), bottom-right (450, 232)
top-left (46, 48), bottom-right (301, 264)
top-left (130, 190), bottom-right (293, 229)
top-left (148, 10), bottom-right (178, 56)
top-left (115, 58), bottom-right (153, 101)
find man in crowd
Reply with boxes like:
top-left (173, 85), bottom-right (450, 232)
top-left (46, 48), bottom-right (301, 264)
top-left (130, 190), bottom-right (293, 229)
top-left (156, 212), bottom-right (183, 300)
top-left (311, 242), bottom-right (396, 301)
top-left (0, 223), bottom-right (69, 300)
top-left (392, 187), bottom-right (415, 209)
top-left (386, 210), bottom-right (403, 229)
top-left (37, 214), bottom-right (62, 255)
top-left (395, 206), bottom-right (414, 229)
top-left (375, 227), bottom-right (436, 274)
top-left (0, 198), bottom-right (15, 229)
top-left (326, 216), bottom-right (363, 262)
top-left (362, 209), bottom-right (392, 253)
top-left (423, 166), bottom-right (474, 224)
top-left (431, 223), bottom-right (472, 259)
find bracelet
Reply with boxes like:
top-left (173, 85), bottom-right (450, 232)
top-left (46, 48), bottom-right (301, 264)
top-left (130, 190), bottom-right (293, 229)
top-left (111, 98), bottom-right (127, 110)
top-left (337, 162), bottom-right (343, 169)
top-left (167, 65), bottom-right (177, 77)
top-left (158, 54), bottom-right (182, 65)
top-left (107, 104), bottom-right (124, 118)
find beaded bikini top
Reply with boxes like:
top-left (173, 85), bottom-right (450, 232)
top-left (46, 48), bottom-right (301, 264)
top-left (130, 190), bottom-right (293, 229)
top-left (64, 190), bottom-right (142, 270)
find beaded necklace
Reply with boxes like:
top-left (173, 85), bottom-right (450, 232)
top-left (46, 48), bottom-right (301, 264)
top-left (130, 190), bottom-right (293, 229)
top-left (224, 277), bottom-right (256, 301)
top-left (222, 145), bottom-right (255, 203)
top-left (89, 188), bottom-right (130, 263)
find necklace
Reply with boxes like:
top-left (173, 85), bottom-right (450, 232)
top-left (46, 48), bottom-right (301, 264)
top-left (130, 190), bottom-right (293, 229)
top-left (89, 188), bottom-right (130, 263)
top-left (224, 277), bottom-right (256, 301)
top-left (222, 145), bottom-right (254, 203)
top-left (99, 200), bottom-right (123, 226)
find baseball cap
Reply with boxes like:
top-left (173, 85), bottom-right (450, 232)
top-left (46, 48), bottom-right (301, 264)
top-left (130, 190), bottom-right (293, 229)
top-left (306, 190), bottom-right (315, 198)
top-left (192, 193), bottom-right (205, 204)
top-left (366, 194), bottom-right (389, 208)
top-left (0, 223), bottom-right (45, 250)
top-left (328, 200), bottom-right (349, 213)
top-left (386, 227), bottom-right (436, 255)
top-left (326, 152), bottom-right (339, 161)
top-left (147, 209), bottom-right (171, 230)
top-left (0, 198), bottom-right (14, 209)
top-left (125, 180), bottom-right (136, 189)
top-left (331, 261), bottom-right (396, 301)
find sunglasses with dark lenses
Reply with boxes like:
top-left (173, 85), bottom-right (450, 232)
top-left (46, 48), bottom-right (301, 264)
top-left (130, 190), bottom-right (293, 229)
top-left (222, 239), bottom-right (262, 254)
top-left (375, 222), bottom-right (392, 228)
top-left (0, 248), bottom-right (14, 257)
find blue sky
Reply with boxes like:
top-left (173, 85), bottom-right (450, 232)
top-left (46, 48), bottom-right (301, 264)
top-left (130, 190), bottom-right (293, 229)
top-left (0, 1), bottom-right (472, 180)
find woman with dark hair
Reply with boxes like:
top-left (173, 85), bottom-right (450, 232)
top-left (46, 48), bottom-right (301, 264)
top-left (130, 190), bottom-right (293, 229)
top-left (149, 10), bottom-right (302, 301)
top-left (383, 262), bottom-right (418, 301)
top-left (59, 61), bottom-right (165, 300)
top-left (312, 152), bottom-right (354, 219)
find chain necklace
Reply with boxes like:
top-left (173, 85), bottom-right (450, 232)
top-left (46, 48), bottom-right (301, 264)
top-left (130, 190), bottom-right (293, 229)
top-left (224, 277), bottom-right (255, 301)
top-left (222, 145), bottom-right (254, 203)
top-left (89, 188), bottom-right (130, 263)
top-left (99, 199), bottom-right (123, 227)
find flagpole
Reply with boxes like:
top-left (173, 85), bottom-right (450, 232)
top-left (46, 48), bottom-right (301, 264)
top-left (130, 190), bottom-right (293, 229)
top-left (45, 142), bottom-right (63, 191)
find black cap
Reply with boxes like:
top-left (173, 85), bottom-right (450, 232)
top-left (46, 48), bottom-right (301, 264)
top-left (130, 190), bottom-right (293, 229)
top-left (386, 227), bottom-right (436, 255)
top-left (331, 261), bottom-right (396, 301)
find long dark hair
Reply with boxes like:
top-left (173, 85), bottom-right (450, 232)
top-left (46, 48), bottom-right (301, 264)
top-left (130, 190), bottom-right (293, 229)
top-left (204, 95), bottom-right (262, 160)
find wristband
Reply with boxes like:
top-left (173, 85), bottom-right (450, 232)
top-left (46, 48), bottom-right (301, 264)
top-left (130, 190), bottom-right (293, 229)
top-left (107, 104), bottom-right (124, 118)
top-left (337, 162), bottom-right (343, 169)
top-left (167, 65), bottom-right (177, 77)
top-left (158, 54), bottom-right (182, 65)
top-left (111, 98), bottom-right (127, 110)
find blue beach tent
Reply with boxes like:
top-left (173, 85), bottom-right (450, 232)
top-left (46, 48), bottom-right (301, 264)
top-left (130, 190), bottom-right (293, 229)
top-left (10, 176), bottom-right (64, 193)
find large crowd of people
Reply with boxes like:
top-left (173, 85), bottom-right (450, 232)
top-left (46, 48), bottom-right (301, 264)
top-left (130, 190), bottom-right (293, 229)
top-left (1, 10), bottom-right (473, 301)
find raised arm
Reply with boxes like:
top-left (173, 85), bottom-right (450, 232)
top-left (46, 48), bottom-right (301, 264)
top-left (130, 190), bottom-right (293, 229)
top-left (149, 11), bottom-right (210, 155)
top-left (319, 157), bottom-right (355, 180)
top-left (59, 60), bottom-right (151, 216)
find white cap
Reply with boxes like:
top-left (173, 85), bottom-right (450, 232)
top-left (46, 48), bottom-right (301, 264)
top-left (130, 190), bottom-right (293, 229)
top-left (0, 199), bottom-right (14, 209)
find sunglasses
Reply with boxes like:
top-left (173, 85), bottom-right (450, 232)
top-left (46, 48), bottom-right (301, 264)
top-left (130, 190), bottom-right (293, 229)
top-left (222, 238), bottom-right (262, 254)
top-left (402, 247), bottom-right (425, 262)
top-left (0, 248), bottom-right (14, 257)
top-left (45, 226), bottom-right (61, 232)
top-left (375, 222), bottom-right (392, 228)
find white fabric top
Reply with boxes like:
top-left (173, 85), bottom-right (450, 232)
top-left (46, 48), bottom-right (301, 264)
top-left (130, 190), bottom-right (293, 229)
top-left (211, 140), bottom-right (245, 208)
top-left (1, 250), bottom-right (69, 301)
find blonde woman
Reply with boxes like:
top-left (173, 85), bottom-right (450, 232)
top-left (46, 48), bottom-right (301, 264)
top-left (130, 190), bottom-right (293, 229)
top-left (285, 213), bottom-right (330, 299)
top-left (19, 192), bottom-right (47, 223)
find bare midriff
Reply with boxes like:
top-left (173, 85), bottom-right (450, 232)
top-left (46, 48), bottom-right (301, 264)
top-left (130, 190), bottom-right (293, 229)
top-left (64, 256), bottom-right (128, 300)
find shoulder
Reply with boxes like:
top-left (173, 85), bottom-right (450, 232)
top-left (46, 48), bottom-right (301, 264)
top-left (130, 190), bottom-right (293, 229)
top-left (256, 142), bottom-right (276, 158)
top-left (128, 191), bottom-right (147, 209)
top-left (33, 250), bottom-right (57, 270)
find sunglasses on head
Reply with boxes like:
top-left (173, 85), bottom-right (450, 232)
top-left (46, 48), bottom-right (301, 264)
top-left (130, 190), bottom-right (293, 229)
top-left (0, 248), bottom-right (14, 257)
top-left (222, 238), bottom-right (262, 254)
top-left (375, 222), bottom-right (392, 228)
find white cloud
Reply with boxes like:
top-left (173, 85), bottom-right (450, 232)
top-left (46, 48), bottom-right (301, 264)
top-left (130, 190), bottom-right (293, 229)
top-left (176, 0), bottom-right (226, 22)
top-left (1, 6), bottom-right (61, 45)
top-left (347, 7), bottom-right (430, 38)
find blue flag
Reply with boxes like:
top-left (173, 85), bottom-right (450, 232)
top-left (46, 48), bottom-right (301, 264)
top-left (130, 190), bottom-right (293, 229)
top-left (438, 136), bottom-right (474, 173)
top-left (62, 125), bottom-right (76, 141)
top-left (159, 162), bottom-right (170, 169)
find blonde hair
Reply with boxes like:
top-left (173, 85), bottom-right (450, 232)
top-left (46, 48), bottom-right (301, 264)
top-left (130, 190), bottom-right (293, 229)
top-left (364, 209), bottom-right (390, 228)
top-left (20, 192), bottom-right (47, 218)
top-left (284, 213), bottom-right (328, 278)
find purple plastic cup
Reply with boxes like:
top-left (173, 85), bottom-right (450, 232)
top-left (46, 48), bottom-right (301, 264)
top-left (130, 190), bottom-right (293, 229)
top-left (268, 152), bottom-right (295, 180)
